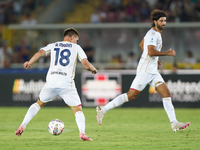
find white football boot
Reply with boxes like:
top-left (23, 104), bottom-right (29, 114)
top-left (171, 122), bottom-right (191, 132)
top-left (96, 106), bottom-right (104, 125)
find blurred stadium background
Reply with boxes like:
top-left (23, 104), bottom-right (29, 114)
top-left (1, 0), bottom-right (200, 107)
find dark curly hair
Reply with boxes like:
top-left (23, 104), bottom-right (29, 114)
top-left (151, 10), bottom-right (167, 27)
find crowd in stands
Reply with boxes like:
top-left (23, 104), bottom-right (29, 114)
top-left (0, 0), bottom-right (33, 25)
top-left (0, 0), bottom-right (200, 25)
top-left (0, 38), bottom-right (31, 68)
top-left (90, 0), bottom-right (200, 23)
top-left (0, 0), bottom-right (50, 25)
top-left (0, 0), bottom-right (199, 70)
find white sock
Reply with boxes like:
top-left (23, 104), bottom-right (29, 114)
top-left (75, 111), bottom-right (85, 134)
top-left (162, 97), bottom-right (177, 123)
top-left (21, 103), bottom-right (41, 128)
top-left (102, 93), bottom-right (129, 114)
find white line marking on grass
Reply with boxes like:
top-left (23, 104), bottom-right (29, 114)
top-left (63, 129), bottom-right (74, 133)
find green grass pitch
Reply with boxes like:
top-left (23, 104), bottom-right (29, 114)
top-left (0, 107), bottom-right (200, 150)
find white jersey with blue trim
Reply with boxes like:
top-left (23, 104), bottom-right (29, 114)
top-left (137, 28), bottom-right (162, 74)
top-left (41, 41), bottom-right (87, 88)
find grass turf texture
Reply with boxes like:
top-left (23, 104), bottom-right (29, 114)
top-left (0, 107), bottom-right (199, 150)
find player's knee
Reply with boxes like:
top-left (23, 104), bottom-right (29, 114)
top-left (159, 90), bottom-right (171, 98)
top-left (162, 93), bottom-right (171, 98)
top-left (71, 106), bottom-right (82, 114)
top-left (36, 99), bottom-right (46, 108)
top-left (127, 90), bottom-right (139, 101)
top-left (128, 94), bottom-right (137, 101)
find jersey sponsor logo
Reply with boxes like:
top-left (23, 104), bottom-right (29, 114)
top-left (150, 38), bottom-right (154, 43)
top-left (51, 71), bottom-right (67, 76)
top-left (138, 84), bottom-right (142, 89)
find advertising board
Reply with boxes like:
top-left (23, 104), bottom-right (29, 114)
top-left (0, 69), bottom-right (200, 107)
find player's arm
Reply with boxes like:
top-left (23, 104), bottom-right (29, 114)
top-left (148, 45), bottom-right (176, 57)
top-left (23, 49), bottom-right (46, 69)
top-left (81, 58), bottom-right (97, 74)
top-left (139, 38), bottom-right (144, 51)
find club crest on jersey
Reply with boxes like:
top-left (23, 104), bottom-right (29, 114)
top-left (150, 38), bottom-right (154, 43)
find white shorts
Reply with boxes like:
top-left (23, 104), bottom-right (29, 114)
top-left (39, 83), bottom-right (81, 107)
top-left (130, 71), bottom-right (164, 91)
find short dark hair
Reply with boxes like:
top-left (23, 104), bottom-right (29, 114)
top-left (63, 28), bottom-right (79, 37)
top-left (151, 10), bottom-right (167, 27)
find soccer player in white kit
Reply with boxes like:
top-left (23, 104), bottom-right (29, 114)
top-left (96, 10), bottom-right (191, 132)
top-left (15, 28), bottom-right (97, 141)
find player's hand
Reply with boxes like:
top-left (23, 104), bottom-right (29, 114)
top-left (168, 48), bottom-right (176, 57)
top-left (23, 61), bottom-right (31, 69)
top-left (91, 68), bottom-right (97, 74)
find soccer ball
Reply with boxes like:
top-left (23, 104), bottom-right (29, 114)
top-left (48, 119), bottom-right (64, 135)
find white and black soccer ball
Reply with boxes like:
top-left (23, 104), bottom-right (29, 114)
top-left (48, 119), bottom-right (64, 135)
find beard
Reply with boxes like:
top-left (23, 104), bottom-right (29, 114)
top-left (157, 23), bottom-right (165, 30)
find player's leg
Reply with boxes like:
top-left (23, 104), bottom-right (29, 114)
top-left (21, 100), bottom-right (46, 127)
top-left (156, 83), bottom-right (177, 123)
top-left (96, 72), bottom-right (148, 125)
top-left (155, 78), bottom-right (191, 132)
top-left (70, 105), bottom-right (85, 134)
top-left (70, 105), bottom-right (92, 141)
top-left (15, 99), bottom-right (46, 136)
top-left (101, 89), bottom-right (140, 114)
top-left (15, 84), bottom-right (57, 136)
top-left (60, 88), bottom-right (92, 141)
top-left (96, 89), bottom-right (140, 125)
